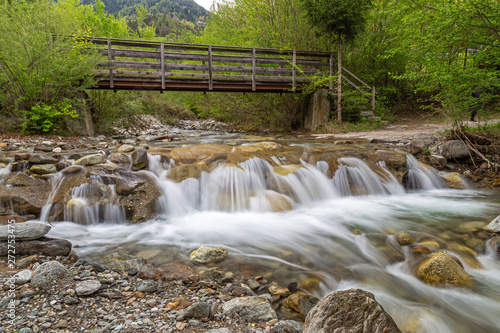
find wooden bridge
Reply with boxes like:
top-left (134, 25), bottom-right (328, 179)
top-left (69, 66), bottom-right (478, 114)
top-left (88, 36), bottom-right (338, 93)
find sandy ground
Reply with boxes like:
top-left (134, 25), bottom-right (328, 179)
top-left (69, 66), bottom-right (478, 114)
top-left (311, 119), bottom-right (500, 142)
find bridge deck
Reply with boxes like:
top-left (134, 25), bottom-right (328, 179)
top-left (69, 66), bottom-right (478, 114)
top-left (86, 37), bottom-right (334, 93)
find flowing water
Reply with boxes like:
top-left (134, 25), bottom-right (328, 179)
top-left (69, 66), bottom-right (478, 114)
top-left (14, 133), bottom-right (498, 333)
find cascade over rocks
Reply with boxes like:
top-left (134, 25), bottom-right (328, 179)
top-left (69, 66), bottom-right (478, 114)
top-left (302, 288), bottom-right (402, 333)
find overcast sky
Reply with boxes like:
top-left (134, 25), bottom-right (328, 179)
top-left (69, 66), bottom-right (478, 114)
top-left (195, 0), bottom-right (214, 11)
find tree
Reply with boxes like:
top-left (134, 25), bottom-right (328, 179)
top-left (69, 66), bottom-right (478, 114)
top-left (300, 0), bottom-right (372, 123)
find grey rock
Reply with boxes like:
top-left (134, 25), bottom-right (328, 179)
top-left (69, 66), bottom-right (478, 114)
top-left (177, 302), bottom-right (210, 321)
top-left (205, 329), bottom-right (232, 333)
top-left (439, 140), bottom-right (470, 160)
top-left (222, 296), bottom-right (277, 322)
top-left (271, 320), bottom-right (303, 333)
top-left (19, 328), bottom-right (32, 333)
top-left (108, 153), bottom-right (130, 165)
top-left (72, 259), bottom-right (109, 272)
top-left (0, 237), bottom-right (72, 256)
top-left (76, 280), bottom-right (102, 296)
top-left (116, 172), bottom-right (161, 223)
top-left (117, 144), bottom-right (135, 153)
top-left (0, 295), bottom-right (15, 309)
top-left (302, 288), bottom-right (401, 333)
top-left (484, 215), bottom-right (500, 233)
top-left (11, 269), bottom-right (33, 285)
top-left (137, 280), bottom-right (157, 293)
top-left (101, 253), bottom-right (153, 272)
top-left (31, 261), bottom-right (69, 289)
top-left (75, 153), bottom-right (107, 166)
top-left (190, 246), bottom-right (228, 264)
top-left (407, 140), bottom-right (426, 155)
top-left (29, 164), bottom-right (56, 175)
top-left (131, 147), bottom-right (148, 171)
top-left (28, 154), bottom-right (58, 164)
top-left (64, 295), bottom-right (81, 305)
top-left (0, 222), bottom-right (51, 241)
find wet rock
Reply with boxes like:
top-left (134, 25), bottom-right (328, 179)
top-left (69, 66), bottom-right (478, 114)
top-left (61, 165), bottom-right (84, 175)
top-left (3, 172), bottom-right (46, 187)
top-left (281, 292), bottom-right (320, 321)
top-left (441, 172), bottom-right (467, 189)
top-left (131, 147), bottom-right (148, 171)
top-left (114, 171), bottom-right (147, 196)
top-left (455, 221), bottom-right (487, 233)
top-left (265, 191), bottom-right (293, 212)
top-left (101, 253), bottom-right (153, 272)
top-left (417, 251), bottom-right (473, 287)
top-left (11, 269), bottom-right (33, 285)
top-left (0, 181), bottom-right (50, 215)
top-left (76, 280), bottom-right (101, 296)
top-left (0, 215), bottom-right (27, 225)
top-left (484, 215), bottom-right (500, 233)
top-left (222, 296), bottom-right (277, 322)
top-left (177, 302), bottom-right (210, 320)
top-left (31, 261), bottom-right (69, 289)
top-left (0, 222), bottom-right (51, 240)
top-left (302, 288), bottom-right (401, 333)
top-left (271, 320), bottom-right (303, 333)
top-left (190, 246), bottom-right (228, 264)
top-left (117, 172), bottom-right (161, 223)
top-left (75, 153), bottom-right (107, 166)
top-left (159, 263), bottom-right (196, 279)
top-left (137, 280), bottom-right (158, 293)
top-left (396, 232), bottom-right (416, 246)
top-left (139, 267), bottom-right (162, 281)
top-left (167, 164), bottom-right (208, 182)
top-left (28, 154), bottom-right (58, 164)
top-left (118, 144), bottom-right (135, 153)
top-left (439, 140), bottom-right (470, 160)
top-left (0, 237), bottom-right (72, 256)
top-left (269, 284), bottom-right (291, 299)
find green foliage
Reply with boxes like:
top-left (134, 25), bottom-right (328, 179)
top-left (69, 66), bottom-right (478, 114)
top-left (300, 0), bottom-right (373, 42)
top-left (20, 101), bottom-right (78, 134)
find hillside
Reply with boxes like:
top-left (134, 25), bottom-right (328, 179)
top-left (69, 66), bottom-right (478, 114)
top-left (81, 0), bottom-right (208, 24)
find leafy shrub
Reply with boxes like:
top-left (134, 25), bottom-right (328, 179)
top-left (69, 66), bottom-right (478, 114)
top-left (20, 101), bottom-right (79, 134)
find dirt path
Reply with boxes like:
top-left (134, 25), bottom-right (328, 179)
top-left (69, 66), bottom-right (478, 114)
top-left (311, 119), bottom-right (499, 142)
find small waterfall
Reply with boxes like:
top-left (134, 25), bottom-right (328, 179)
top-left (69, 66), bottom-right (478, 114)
top-left (333, 158), bottom-right (404, 196)
top-left (40, 173), bottom-right (64, 222)
top-left (404, 155), bottom-right (444, 191)
top-left (64, 175), bottom-right (125, 225)
top-left (0, 163), bottom-right (11, 179)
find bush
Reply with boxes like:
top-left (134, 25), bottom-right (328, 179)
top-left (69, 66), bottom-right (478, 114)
top-left (20, 101), bottom-right (79, 134)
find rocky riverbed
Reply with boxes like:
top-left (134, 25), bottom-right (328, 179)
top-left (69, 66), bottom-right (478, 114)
top-left (2, 117), bottom-right (500, 332)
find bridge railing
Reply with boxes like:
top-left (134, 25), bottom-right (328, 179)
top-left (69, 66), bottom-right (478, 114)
top-left (84, 36), bottom-right (334, 93)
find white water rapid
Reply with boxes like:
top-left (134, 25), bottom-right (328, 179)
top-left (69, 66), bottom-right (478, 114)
top-left (42, 153), bottom-right (500, 333)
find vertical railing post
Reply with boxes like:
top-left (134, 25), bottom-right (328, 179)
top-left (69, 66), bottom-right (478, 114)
top-left (160, 42), bottom-right (165, 90)
top-left (208, 45), bottom-right (213, 91)
top-left (292, 50), bottom-right (296, 90)
top-left (372, 86), bottom-right (376, 116)
top-left (107, 38), bottom-right (114, 89)
top-left (252, 48), bottom-right (256, 91)
top-left (329, 52), bottom-right (334, 91)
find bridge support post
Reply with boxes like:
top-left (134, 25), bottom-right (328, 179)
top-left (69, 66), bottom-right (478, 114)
top-left (304, 89), bottom-right (330, 131)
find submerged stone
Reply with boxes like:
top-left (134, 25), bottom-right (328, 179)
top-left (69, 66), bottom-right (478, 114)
top-left (417, 251), bottom-right (473, 287)
top-left (190, 246), bottom-right (228, 264)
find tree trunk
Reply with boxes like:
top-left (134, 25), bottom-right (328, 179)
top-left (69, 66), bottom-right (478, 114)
top-left (337, 34), bottom-right (342, 124)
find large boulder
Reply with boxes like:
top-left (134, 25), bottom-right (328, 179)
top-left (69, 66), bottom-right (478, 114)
top-left (222, 296), bottom-right (277, 322)
top-left (441, 172), bottom-right (467, 189)
top-left (417, 251), bottom-right (473, 287)
top-left (302, 288), bottom-right (401, 333)
top-left (29, 164), bottom-right (56, 175)
top-left (189, 246), bottom-right (228, 264)
top-left (131, 147), bottom-right (148, 171)
top-left (0, 182), bottom-right (51, 216)
top-left (167, 164), bottom-right (208, 182)
top-left (0, 237), bottom-right (72, 257)
top-left (117, 172), bottom-right (161, 223)
top-left (0, 222), bottom-right (51, 241)
top-left (31, 261), bottom-right (69, 289)
top-left (439, 140), bottom-right (470, 160)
